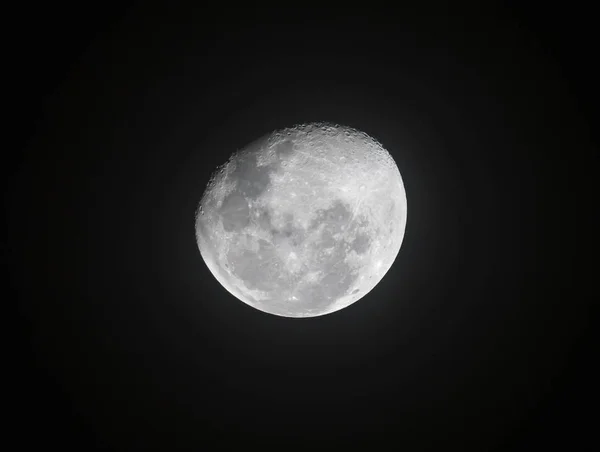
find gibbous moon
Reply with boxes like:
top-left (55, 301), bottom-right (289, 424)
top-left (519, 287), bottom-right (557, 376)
top-left (195, 123), bottom-right (407, 317)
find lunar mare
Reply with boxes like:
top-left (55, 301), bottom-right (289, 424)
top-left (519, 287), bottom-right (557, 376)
top-left (195, 123), bottom-right (407, 317)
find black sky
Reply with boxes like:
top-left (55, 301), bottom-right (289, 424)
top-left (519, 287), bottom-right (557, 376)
top-left (8, 3), bottom-right (596, 450)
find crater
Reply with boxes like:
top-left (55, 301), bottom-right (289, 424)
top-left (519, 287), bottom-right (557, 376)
top-left (275, 140), bottom-right (294, 159)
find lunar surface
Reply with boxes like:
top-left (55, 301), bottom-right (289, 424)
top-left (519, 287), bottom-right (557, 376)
top-left (195, 123), bottom-right (407, 317)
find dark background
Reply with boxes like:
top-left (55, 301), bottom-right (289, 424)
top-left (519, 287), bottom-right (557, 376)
top-left (7, 3), bottom-right (596, 450)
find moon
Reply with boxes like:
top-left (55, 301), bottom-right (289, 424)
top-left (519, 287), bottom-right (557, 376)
top-left (195, 123), bottom-right (407, 317)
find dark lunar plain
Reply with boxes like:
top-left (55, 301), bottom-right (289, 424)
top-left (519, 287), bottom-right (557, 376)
top-left (6, 3), bottom-right (596, 450)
